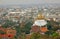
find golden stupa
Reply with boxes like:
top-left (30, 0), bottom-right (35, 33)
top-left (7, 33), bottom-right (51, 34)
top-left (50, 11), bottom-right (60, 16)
top-left (36, 13), bottom-right (45, 20)
top-left (33, 12), bottom-right (47, 26)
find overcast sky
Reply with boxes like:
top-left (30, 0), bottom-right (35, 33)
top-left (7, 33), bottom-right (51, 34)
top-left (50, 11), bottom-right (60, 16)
top-left (0, 0), bottom-right (60, 5)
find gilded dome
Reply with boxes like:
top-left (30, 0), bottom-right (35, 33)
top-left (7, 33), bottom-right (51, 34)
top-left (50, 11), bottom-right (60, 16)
top-left (33, 13), bottom-right (47, 26)
top-left (36, 13), bottom-right (44, 20)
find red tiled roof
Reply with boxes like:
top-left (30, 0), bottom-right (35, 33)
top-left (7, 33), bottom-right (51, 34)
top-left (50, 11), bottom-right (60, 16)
top-left (0, 27), bottom-right (16, 38)
top-left (40, 27), bottom-right (48, 32)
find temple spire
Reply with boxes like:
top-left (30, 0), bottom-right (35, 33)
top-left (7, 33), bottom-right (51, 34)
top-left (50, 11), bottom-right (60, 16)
top-left (36, 12), bottom-right (44, 20)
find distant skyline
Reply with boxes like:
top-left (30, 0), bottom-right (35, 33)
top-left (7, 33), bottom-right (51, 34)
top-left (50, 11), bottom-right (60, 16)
top-left (0, 0), bottom-right (60, 5)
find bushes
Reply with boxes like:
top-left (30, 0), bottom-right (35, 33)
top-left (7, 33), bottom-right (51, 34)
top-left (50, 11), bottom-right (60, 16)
top-left (30, 33), bottom-right (41, 39)
top-left (0, 30), bottom-right (6, 34)
top-left (24, 22), bottom-right (33, 34)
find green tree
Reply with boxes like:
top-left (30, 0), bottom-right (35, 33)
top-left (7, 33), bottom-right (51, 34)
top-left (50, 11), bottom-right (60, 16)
top-left (45, 30), bottom-right (54, 36)
top-left (24, 21), bottom-right (33, 34)
top-left (0, 30), bottom-right (6, 34)
top-left (53, 36), bottom-right (60, 39)
top-left (30, 33), bottom-right (41, 39)
top-left (15, 26), bottom-right (21, 37)
top-left (20, 33), bottom-right (26, 39)
top-left (46, 21), bottom-right (52, 30)
top-left (2, 20), bottom-right (16, 28)
top-left (51, 32), bottom-right (59, 37)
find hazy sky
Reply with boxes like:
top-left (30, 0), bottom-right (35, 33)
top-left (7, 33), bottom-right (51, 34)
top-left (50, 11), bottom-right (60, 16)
top-left (0, 0), bottom-right (60, 5)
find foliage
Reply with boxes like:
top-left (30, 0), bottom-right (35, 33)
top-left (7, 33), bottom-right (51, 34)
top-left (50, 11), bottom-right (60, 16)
top-left (0, 30), bottom-right (6, 34)
top-left (15, 26), bottom-right (21, 36)
top-left (2, 20), bottom-right (16, 28)
top-left (20, 33), bottom-right (26, 39)
top-left (51, 32), bottom-right (59, 37)
top-left (45, 30), bottom-right (59, 38)
top-left (53, 35), bottom-right (60, 39)
top-left (30, 33), bottom-right (41, 39)
top-left (46, 20), bottom-right (52, 30)
top-left (45, 30), bottom-right (54, 36)
top-left (24, 22), bottom-right (33, 34)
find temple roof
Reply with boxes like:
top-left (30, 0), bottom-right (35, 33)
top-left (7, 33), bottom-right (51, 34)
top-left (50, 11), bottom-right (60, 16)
top-left (33, 20), bottom-right (47, 26)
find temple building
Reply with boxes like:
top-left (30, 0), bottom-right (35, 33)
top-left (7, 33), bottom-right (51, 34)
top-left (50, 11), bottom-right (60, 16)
top-left (0, 27), bottom-right (16, 38)
top-left (30, 13), bottom-right (48, 34)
